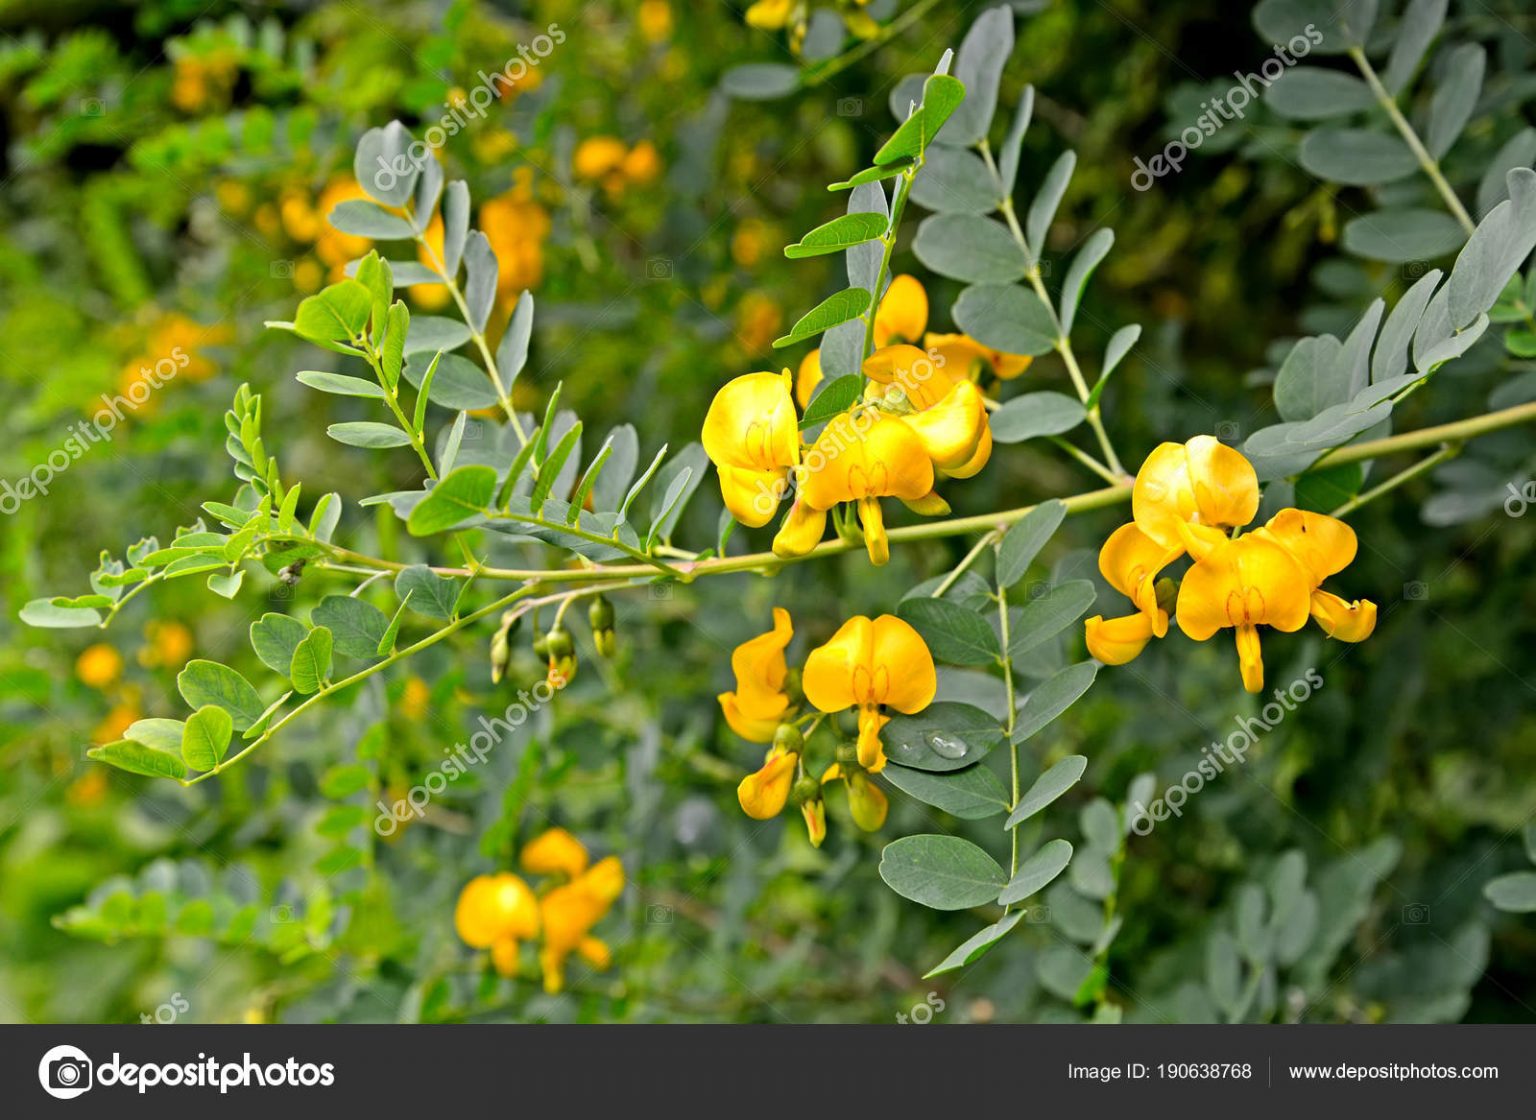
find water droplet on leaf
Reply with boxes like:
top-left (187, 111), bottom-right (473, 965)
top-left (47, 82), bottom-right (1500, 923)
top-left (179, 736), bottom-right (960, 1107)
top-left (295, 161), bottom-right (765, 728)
top-left (924, 731), bottom-right (967, 759)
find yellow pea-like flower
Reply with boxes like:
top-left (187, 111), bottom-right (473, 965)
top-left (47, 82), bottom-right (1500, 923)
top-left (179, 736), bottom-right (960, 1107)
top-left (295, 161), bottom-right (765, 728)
top-left (1254, 508), bottom-right (1377, 643)
top-left (519, 827), bottom-right (590, 880)
top-left (873, 274), bottom-right (929, 348)
top-left (1175, 532), bottom-right (1313, 692)
top-left (1132, 435), bottom-right (1260, 551)
top-left (738, 745), bottom-right (798, 819)
top-left (537, 856), bottom-right (624, 993)
top-left (864, 344), bottom-right (992, 479)
top-left (924, 332), bottom-right (1033, 381)
top-left (794, 413), bottom-right (935, 565)
top-left (745, 0), bottom-right (795, 30)
top-left (717, 607), bottom-right (795, 742)
top-left (795, 347), bottom-right (823, 409)
top-left (702, 370), bottom-right (800, 528)
top-left (455, 873), bottom-right (540, 967)
top-left (821, 762), bottom-right (890, 831)
top-left (1100, 521), bottom-right (1181, 637)
top-left (803, 614), bottom-right (936, 772)
top-left (573, 136), bottom-right (629, 181)
top-left (1084, 613), bottom-right (1158, 665)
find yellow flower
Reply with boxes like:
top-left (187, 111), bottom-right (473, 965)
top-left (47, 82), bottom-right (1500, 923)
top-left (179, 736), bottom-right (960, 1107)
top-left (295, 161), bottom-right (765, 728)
top-left (1254, 509), bottom-right (1377, 642)
top-left (481, 186), bottom-right (551, 299)
top-left (924, 332), bottom-right (1033, 381)
top-left (621, 140), bottom-right (662, 184)
top-left (822, 762), bottom-right (889, 831)
top-left (795, 347), bottom-right (823, 409)
top-left (93, 700), bottom-right (139, 745)
top-left (639, 0), bottom-right (674, 42)
top-left (745, 0), bottom-right (795, 30)
top-left (732, 219), bottom-right (771, 269)
top-left (803, 614), bottom-right (936, 771)
top-left (873, 274), bottom-right (928, 348)
top-left (76, 644), bottom-right (122, 689)
top-left (455, 872), bottom-right (540, 977)
top-left (789, 413), bottom-right (935, 565)
top-left (1090, 437), bottom-right (1375, 690)
top-left (538, 855), bottom-right (624, 993)
top-left (702, 371), bottom-right (800, 529)
top-left (573, 136), bottom-right (629, 181)
top-left (718, 607), bottom-right (795, 742)
top-left (738, 744), bottom-right (799, 818)
top-left (520, 827), bottom-right (591, 880)
top-left (1084, 613), bottom-right (1158, 666)
top-left (313, 178), bottom-right (373, 278)
top-left (736, 292), bottom-right (783, 355)
top-left (1132, 435), bottom-right (1260, 551)
top-left (865, 344), bottom-right (992, 480)
top-left (1175, 530), bottom-right (1312, 693)
top-left (139, 620), bottom-right (193, 669)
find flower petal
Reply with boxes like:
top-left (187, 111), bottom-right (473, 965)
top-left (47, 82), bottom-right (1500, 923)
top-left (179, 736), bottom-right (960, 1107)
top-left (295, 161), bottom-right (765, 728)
top-left (1310, 589), bottom-right (1377, 641)
top-left (1085, 613), bottom-right (1156, 665)
top-left (772, 496), bottom-right (828, 556)
top-left (795, 348), bottom-right (823, 409)
top-left (702, 370), bottom-right (799, 472)
top-left (737, 749), bottom-right (798, 819)
top-left (870, 613), bottom-right (937, 713)
top-left (1258, 508), bottom-right (1358, 586)
top-left (520, 827), bottom-right (590, 879)
top-left (873, 274), bottom-right (928, 347)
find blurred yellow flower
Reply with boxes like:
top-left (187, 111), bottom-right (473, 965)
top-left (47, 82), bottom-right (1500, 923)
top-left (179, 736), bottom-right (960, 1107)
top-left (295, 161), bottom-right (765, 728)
top-left (170, 51), bottom-right (238, 113)
top-left (736, 292), bottom-right (783, 356)
top-left (573, 136), bottom-right (629, 181)
top-left (75, 644), bottom-right (122, 689)
top-left (400, 675), bottom-right (431, 722)
top-left (139, 621), bottom-right (193, 669)
top-left (638, 0), bottom-right (673, 42)
top-left (746, 0), bottom-right (795, 31)
top-left (803, 614), bottom-right (935, 772)
top-left (66, 767), bottom-right (110, 808)
top-left (520, 826), bottom-right (590, 880)
top-left (537, 854), bottom-right (624, 993)
top-left (93, 700), bottom-right (140, 745)
top-left (455, 872), bottom-right (540, 978)
top-left (481, 180), bottom-right (551, 299)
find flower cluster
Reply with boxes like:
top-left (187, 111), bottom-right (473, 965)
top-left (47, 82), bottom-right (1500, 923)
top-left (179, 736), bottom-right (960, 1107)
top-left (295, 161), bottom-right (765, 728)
top-left (454, 828), bottom-right (624, 994)
top-left (704, 276), bottom-right (1028, 565)
top-left (1086, 436), bottom-right (1377, 692)
top-left (721, 609), bottom-right (936, 846)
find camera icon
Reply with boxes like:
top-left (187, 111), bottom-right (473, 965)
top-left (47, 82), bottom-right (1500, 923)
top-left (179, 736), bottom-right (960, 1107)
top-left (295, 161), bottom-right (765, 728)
top-left (38, 1045), bottom-right (93, 1099)
top-left (1024, 580), bottom-right (1051, 601)
top-left (1215, 420), bottom-right (1241, 442)
top-left (269, 904), bottom-right (294, 923)
top-left (1402, 903), bottom-right (1430, 925)
top-left (1403, 581), bottom-right (1428, 601)
top-left (461, 419), bottom-right (484, 443)
top-left (647, 582), bottom-right (673, 600)
top-left (270, 259), bottom-right (296, 279)
top-left (646, 257), bottom-right (673, 280)
top-left (646, 904), bottom-right (673, 924)
top-left (836, 97), bottom-right (864, 118)
top-left (1402, 260), bottom-right (1430, 280)
top-left (79, 98), bottom-right (105, 117)
top-left (269, 582), bottom-right (294, 601)
top-left (1025, 905), bottom-right (1052, 924)
top-left (1035, 259), bottom-right (1053, 278)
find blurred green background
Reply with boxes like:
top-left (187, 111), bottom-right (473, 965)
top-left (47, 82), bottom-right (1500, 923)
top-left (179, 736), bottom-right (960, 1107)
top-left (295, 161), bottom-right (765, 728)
top-left (2, 0), bottom-right (1535, 1025)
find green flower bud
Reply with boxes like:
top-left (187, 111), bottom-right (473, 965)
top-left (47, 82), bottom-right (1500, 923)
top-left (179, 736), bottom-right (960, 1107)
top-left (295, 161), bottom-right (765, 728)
top-left (1154, 576), bottom-right (1179, 617)
top-left (772, 722), bottom-right (804, 754)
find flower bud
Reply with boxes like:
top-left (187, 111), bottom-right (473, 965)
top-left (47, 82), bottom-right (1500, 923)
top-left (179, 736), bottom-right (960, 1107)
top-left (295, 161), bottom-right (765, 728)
top-left (834, 741), bottom-right (859, 766)
top-left (589, 596), bottom-right (617, 657)
top-left (490, 627), bottom-right (511, 685)
top-left (1154, 576), bottom-right (1179, 617)
top-left (772, 722), bottom-right (804, 754)
top-left (799, 797), bottom-right (827, 848)
top-left (790, 774), bottom-right (819, 806)
top-left (545, 627), bottom-right (576, 688)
